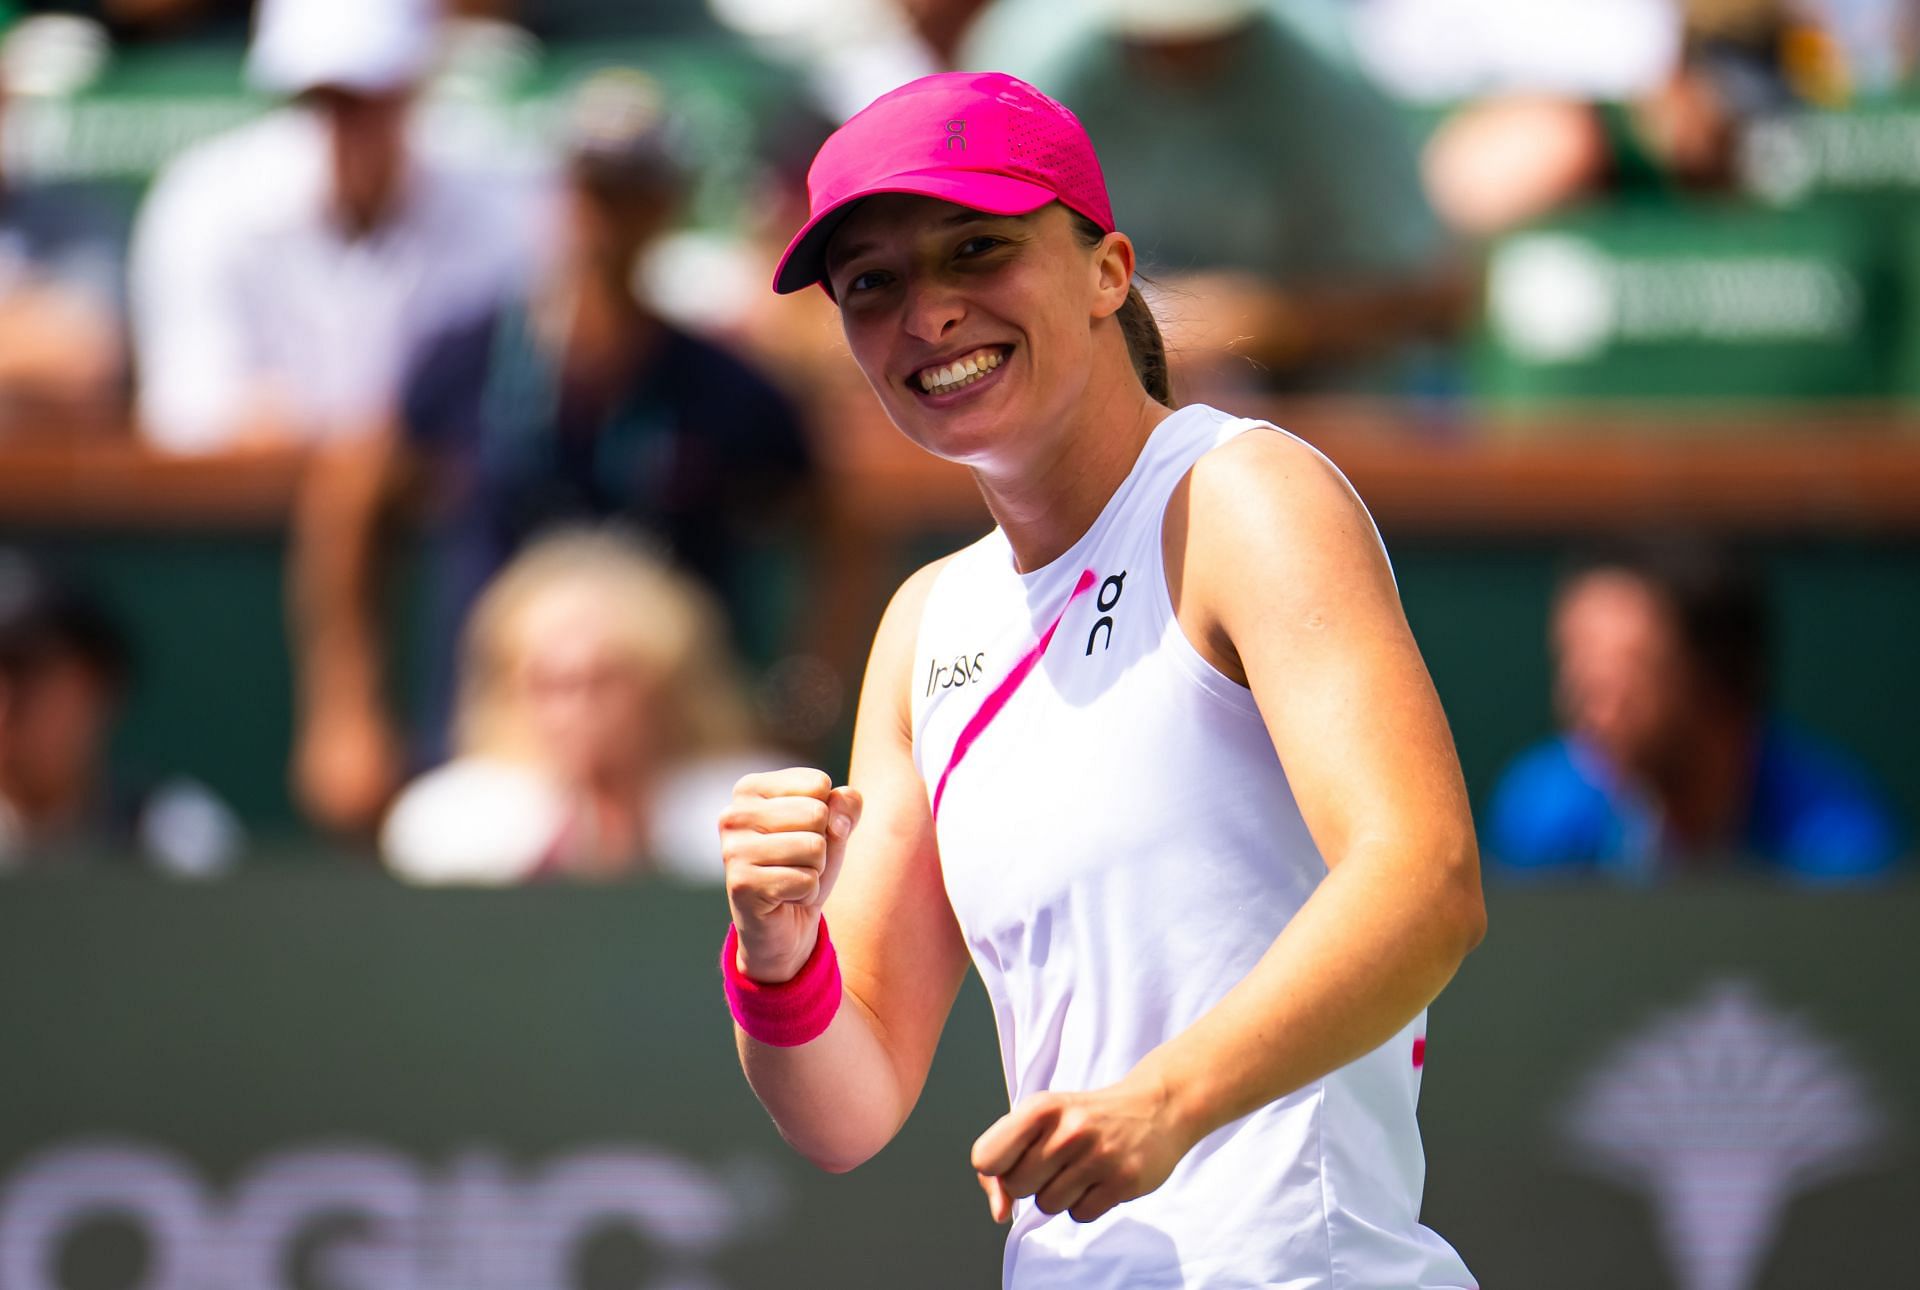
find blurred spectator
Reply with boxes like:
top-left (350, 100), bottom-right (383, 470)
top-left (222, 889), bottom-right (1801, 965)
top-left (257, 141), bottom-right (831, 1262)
top-left (1793, 0), bottom-right (1920, 99)
top-left (706, 0), bottom-right (991, 122)
top-left (460, 0), bottom-right (721, 39)
top-left (34, 0), bottom-right (252, 44)
top-left (289, 68), bottom-right (814, 837)
top-left (967, 0), bottom-right (1466, 393)
top-left (1350, 0), bottom-right (1683, 103)
top-left (1424, 1), bottom-right (1800, 237)
top-left (0, 550), bottom-right (242, 875)
top-left (0, 10), bottom-right (126, 432)
top-left (129, 0), bottom-right (539, 452)
top-left (897, 0), bottom-right (996, 66)
top-left (1488, 541), bottom-right (1902, 882)
top-left (381, 527), bottom-right (770, 884)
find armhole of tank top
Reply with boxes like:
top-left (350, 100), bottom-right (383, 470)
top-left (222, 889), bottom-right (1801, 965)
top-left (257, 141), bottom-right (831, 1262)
top-left (1151, 425), bottom-right (1263, 718)
top-left (1151, 418), bottom-right (1397, 715)
top-left (906, 570), bottom-right (939, 783)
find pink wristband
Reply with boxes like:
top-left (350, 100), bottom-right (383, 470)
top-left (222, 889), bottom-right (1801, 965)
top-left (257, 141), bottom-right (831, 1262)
top-left (721, 917), bottom-right (843, 1047)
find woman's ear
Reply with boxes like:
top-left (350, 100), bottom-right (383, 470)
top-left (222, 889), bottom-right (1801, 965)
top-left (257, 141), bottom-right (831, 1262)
top-left (1090, 231), bottom-right (1136, 320)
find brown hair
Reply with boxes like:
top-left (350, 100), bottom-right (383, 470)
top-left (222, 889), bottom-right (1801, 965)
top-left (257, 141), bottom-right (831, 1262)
top-left (1069, 211), bottom-right (1174, 408)
top-left (1562, 538), bottom-right (1770, 711)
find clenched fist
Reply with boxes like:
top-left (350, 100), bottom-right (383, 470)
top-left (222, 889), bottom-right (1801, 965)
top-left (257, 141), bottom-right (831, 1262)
top-left (720, 768), bottom-right (863, 984)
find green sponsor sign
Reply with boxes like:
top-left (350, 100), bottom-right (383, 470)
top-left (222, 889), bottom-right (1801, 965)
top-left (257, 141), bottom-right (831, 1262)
top-left (3, 878), bottom-right (1914, 1288)
top-left (1474, 207), bottom-right (1894, 402)
top-left (1741, 107), bottom-right (1920, 208)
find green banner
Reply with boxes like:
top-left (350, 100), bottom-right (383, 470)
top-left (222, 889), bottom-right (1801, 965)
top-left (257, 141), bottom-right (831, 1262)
top-left (1473, 206), bottom-right (1894, 402)
top-left (1741, 107), bottom-right (1920, 208)
top-left (2, 877), bottom-right (1914, 1288)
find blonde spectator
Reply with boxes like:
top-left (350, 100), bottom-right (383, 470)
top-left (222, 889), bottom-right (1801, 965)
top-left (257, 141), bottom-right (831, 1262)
top-left (381, 529), bottom-right (769, 884)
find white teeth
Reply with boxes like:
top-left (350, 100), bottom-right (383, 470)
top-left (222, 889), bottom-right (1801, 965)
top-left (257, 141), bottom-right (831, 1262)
top-left (917, 348), bottom-right (1004, 393)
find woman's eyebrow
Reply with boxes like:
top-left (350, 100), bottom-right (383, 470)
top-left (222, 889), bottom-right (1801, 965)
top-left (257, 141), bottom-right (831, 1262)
top-left (826, 241), bottom-right (874, 274)
top-left (829, 212), bottom-right (1021, 273)
top-left (946, 211), bottom-right (1026, 232)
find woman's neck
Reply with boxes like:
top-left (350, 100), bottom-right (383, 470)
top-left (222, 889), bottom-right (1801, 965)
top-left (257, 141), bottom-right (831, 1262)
top-left (972, 373), bottom-right (1172, 574)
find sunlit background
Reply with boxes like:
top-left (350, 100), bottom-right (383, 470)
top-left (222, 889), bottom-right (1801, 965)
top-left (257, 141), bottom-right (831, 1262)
top-left (0, 1), bottom-right (1914, 1286)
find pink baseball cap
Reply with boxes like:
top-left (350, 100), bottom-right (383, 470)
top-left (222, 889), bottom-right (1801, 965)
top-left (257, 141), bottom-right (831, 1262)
top-left (772, 71), bottom-right (1115, 296)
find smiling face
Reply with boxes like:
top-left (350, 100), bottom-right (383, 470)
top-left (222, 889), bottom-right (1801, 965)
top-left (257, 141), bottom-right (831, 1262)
top-left (824, 195), bottom-right (1132, 470)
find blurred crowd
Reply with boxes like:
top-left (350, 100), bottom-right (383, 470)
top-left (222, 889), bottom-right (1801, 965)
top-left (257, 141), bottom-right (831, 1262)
top-left (0, 0), bottom-right (1910, 882)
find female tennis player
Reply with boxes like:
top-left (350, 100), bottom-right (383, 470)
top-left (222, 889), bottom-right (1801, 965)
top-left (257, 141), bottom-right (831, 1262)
top-left (719, 71), bottom-right (1484, 1288)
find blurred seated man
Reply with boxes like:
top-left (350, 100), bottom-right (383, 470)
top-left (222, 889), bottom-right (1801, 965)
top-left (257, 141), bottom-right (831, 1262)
top-left (1424, 5), bottom-right (1798, 236)
top-left (65, 0), bottom-right (253, 44)
top-left (967, 0), bottom-right (1467, 394)
top-left (290, 70), bottom-right (814, 836)
top-left (129, 0), bottom-right (537, 453)
top-left (0, 22), bottom-right (126, 433)
top-left (1488, 541), bottom-right (1901, 881)
top-left (0, 551), bottom-right (243, 875)
top-left (382, 528), bottom-right (774, 883)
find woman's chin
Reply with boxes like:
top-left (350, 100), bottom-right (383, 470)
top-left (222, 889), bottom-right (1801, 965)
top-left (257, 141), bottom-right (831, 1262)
top-left (887, 390), bottom-right (1019, 465)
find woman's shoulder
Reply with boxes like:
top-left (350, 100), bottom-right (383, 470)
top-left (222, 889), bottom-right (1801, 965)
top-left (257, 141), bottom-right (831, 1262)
top-left (1186, 410), bottom-right (1348, 495)
top-left (1177, 414), bottom-right (1386, 570)
top-left (891, 535), bottom-right (1013, 620)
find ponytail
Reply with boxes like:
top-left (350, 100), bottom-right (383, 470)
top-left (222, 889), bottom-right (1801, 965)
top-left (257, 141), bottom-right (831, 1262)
top-left (1116, 285), bottom-right (1172, 408)
top-left (1069, 212), bottom-right (1174, 408)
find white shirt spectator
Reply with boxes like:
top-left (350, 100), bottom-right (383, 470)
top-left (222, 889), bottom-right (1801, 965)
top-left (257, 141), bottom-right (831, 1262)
top-left (381, 752), bottom-right (772, 885)
top-left (1350, 0), bottom-right (1682, 102)
top-left (131, 108), bottom-right (540, 452)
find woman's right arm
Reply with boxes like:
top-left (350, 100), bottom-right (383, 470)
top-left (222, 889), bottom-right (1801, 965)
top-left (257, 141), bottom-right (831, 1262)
top-left (721, 560), bottom-right (972, 1172)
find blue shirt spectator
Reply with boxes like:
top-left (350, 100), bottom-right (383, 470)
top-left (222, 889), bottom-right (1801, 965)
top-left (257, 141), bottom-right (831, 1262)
top-left (1490, 726), bottom-right (1901, 882)
top-left (1487, 540), bottom-right (1904, 883)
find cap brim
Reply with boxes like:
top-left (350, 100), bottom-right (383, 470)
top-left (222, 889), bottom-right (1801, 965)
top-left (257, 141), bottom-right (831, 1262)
top-left (771, 170), bottom-right (1059, 295)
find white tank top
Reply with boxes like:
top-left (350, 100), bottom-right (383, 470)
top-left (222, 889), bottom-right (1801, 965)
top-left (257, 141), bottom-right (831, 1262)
top-left (910, 404), bottom-right (1475, 1290)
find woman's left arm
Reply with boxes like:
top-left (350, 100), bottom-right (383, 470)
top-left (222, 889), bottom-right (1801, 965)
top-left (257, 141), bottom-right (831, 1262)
top-left (973, 429), bottom-right (1486, 1224)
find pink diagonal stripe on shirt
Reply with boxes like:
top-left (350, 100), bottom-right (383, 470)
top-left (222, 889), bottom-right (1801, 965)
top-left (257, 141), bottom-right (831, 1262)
top-left (931, 568), bottom-right (1097, 822)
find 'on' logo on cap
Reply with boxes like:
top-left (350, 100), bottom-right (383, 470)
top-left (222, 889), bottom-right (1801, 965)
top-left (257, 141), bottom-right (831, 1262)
top-left (945, 119), bottom-right (967, 151)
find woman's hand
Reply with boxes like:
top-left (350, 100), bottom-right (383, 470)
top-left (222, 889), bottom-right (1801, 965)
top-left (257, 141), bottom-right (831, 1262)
top-left (970, 1069), bottom-right (1199, 1225)
top-left (720, 768), bottom-right (863, 983)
